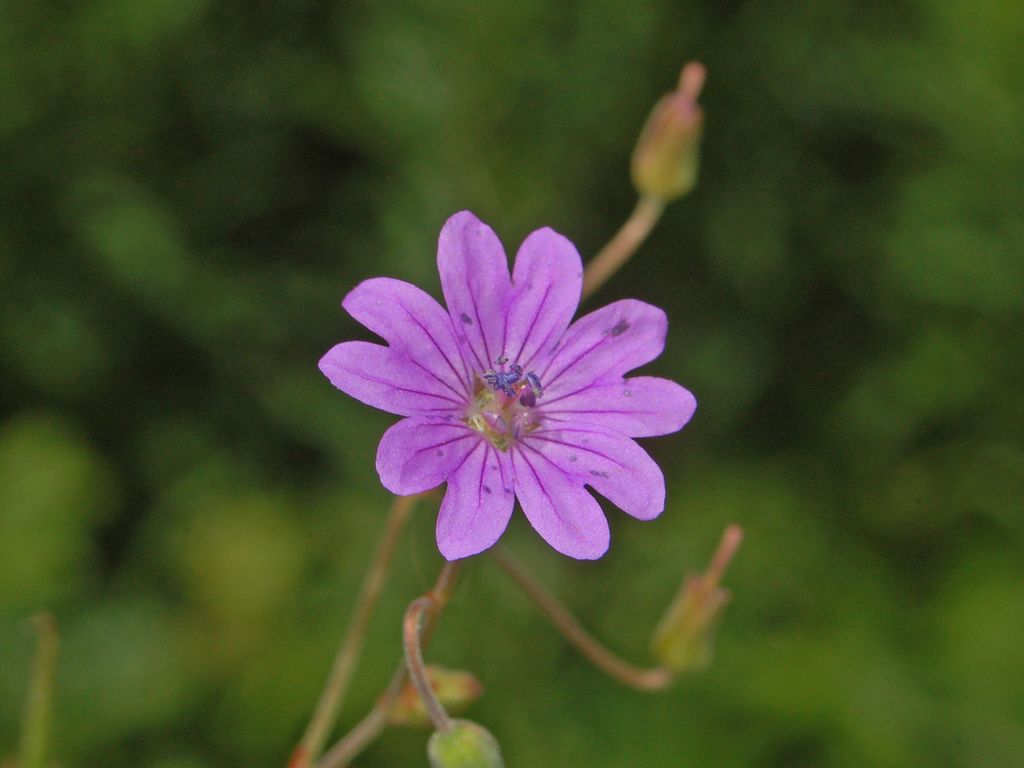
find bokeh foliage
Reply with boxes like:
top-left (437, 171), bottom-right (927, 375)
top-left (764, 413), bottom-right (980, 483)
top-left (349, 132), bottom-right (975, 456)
top-left (2, 1), bottom-right (1022, 766)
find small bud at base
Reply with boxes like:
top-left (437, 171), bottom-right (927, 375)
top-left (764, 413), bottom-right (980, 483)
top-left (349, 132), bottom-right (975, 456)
top-left (389, 667), bottom-right (484, 727)
top-left (652, 573), bottom-right (731, 673)
top-left (651, 525), bottom-right (742, 674)
top-left (428, 720), bottom-right (504, 768)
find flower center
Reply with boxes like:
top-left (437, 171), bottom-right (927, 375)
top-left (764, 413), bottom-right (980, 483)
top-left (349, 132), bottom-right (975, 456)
top-left (464, 357), bottom-right (543, 451)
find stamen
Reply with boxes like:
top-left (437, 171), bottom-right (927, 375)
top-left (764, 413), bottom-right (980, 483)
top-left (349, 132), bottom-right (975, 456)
top-left (482, 358), bottom-right (524, 397)
top-left (467, 359), bottom-right (545, 450)
top-left (525, 372), bottom-right (543, 398)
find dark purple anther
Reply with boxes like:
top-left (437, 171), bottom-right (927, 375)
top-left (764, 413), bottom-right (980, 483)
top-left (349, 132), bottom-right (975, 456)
top-left (525, 372), bottom-right (543, 398)
top-left (483, 361), bottom-right (523, 397)
top-left (519, 371), bottom-right (543, 407)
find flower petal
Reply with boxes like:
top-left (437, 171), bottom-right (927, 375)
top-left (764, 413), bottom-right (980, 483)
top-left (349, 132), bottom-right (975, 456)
top-left (376, 418), bottom-right (481, 495)
top-left (524, 424), bottom-right (665, 521)
top-left (343, 277), bottom-right (470, 398)
top-left (437, 211), bottom-right (512, 373)
top-left (436, 442), bottom-right (515, 560)
top-left (512, 445), bottom-right (610, 559)
top-left (319, 342), bottom-right (462, 416)
top-left (504, 227), bottom-right (583, 371)
top-left (538, 299), bottom-right (668, 397)
top-left (540, 376), bottom-right (696, 438)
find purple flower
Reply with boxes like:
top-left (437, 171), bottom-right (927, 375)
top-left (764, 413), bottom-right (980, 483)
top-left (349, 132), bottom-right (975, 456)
top-left (319, 212), bottom-right (696, 560)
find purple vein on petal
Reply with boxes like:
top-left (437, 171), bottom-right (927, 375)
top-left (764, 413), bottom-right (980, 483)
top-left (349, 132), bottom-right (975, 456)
top-left (518, 317), bottom-right (565, 374)
top-left (516, 442), bottom-right (586, 536)
top-left (542, 407), bottom-right (679, 418)
top-left (540, 409), bottom-right (655, 421)
top-left (526, 433), bottom-right (630, 471)
top-left (493, 443), bottom-right (512, 494)
top-left (458, 300), bottom-right (488, 374)
top-left (436, 440), bottom-right (517, 560)
top-left (457, 226), bottom-right (495, 373)
top-left (347, 370), bottom-right (464, 408)
top-left (538, 332), bottom-right (611, 386)
top-left (475, 444), bottom-right (488, 513)
top-left (409, 430), bottom-right (477, 460)
top-left (468, 274), bottom-right (492, 371)
top-left (443, 437), bottom-right (480, 485)
top-left (397, 304), bottom-right (471, 396)
top-left (532, 380), bottom-right (600, 409)
top-left (536, 377), bottom-right (696, 439)
top-left (455, 440), bottom-right (487, 525)
top-left (509, 281), bottom-right (554, 365)
top-left (404, 356), bottom-right (468, 402)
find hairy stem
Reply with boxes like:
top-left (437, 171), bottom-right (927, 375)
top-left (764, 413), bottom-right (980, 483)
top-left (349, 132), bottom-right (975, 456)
top-left (490, 546), bottom-right (673, 690)
top-left (18, 613), bottom-right (59, 768)
top-left (290, 494), bottom-right (419, 768)
top-left (315, 561), bottom-right (461, 768)
top-left (403, 597), bottom-right (453, 732)
top-left (581, 195), bottom-right (665, 300)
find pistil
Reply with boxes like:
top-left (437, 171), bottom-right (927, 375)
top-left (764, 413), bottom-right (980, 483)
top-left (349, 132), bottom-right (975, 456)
top-left (464, 366), bottom-right (543, 451)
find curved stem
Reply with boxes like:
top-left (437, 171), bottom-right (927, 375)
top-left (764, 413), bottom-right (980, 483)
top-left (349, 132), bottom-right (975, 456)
top-left (581, 195), bottom-right (665, 300)
top-left (314, 561), bottom-right (461, 768)
top-left (403, 597), bottom-right (453, 732)
top-left (490, 546), bottom-right (673, 691)
top-left (290, 494), bottom-right (418, 768)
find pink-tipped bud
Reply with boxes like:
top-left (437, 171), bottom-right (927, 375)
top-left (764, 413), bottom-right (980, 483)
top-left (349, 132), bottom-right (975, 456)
top-left (631, 61), bottom-right (706, 202)
top-left (389, 667), bottom-right (484, 727)
top-left (652, 525), bottom-right (742, 673)
top-left (428, 719), bottom-right (504, 768)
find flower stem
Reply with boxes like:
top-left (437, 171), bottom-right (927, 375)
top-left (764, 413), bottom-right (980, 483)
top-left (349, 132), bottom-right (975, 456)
top-left (18, 612), bottom-right (59, 768)
top-left (581, 195), bottom-right (665, 300)
top-left (314, 561), bottom-right (461, 768)
top-left (313, 663), bottom-right (405, 768)
top-left (290, 494), bottom-right (419, 768)
top-left (403, 597), bottom-right (453, 733)
top-left (704, 524), bottom-right (744, 591)
top-left (490, 546), bottom-right (673, 691)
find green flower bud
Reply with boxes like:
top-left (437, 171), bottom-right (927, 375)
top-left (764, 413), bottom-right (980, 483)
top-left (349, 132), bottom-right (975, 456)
top-left (652, 525), bottom-right (742, 673)
top-left (427, 720), bottom-right (504, 768)
top-left (652, 572), bottom-right (730, 672)
top-left (631, 61), bottom-right (706, 202)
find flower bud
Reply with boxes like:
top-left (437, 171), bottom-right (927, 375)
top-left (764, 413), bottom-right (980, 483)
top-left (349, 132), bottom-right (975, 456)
top-left (652, 525), bottom-right (741, 673)
top-left (631, 61), bottom-right (706, 202)
top-left (427, 720), bottom-right (504, 768)
top-left (389, 666), bottom-right (484, 727)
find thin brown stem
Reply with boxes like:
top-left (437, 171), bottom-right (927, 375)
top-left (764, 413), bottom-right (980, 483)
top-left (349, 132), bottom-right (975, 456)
top-left (315, 561), bottom-right (462, 768)
top-left (290, 494), bottom-right (418, 768)
top-left (18, 613), bottom-right (59, 768)
top-left (403, 597), bottom-right (453, 733)
top-left (581, 195), bottom-right (665, 300)
top-left (490, 546), bottom-right (673, 691)
top-left (705, 524), bottom-right (743, 590)
top-left (314, 663), bottom-right (405, 768)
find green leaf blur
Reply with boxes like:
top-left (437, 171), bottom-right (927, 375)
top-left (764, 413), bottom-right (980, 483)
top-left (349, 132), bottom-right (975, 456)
top-left (1, 1), bottom-right (1021, 766)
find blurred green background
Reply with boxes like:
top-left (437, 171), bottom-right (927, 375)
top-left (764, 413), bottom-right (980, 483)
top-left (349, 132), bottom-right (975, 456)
top-left (2, 1), bottom-right (1022, 766)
